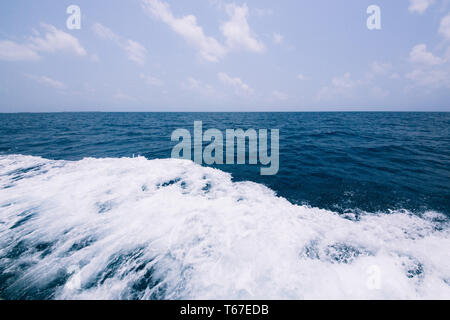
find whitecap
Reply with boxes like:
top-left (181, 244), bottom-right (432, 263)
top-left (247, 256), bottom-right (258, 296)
top-left (0, 154), bottom-right (449, 299)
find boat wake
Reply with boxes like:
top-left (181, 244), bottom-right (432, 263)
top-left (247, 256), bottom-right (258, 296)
top-left (0, 155), bottom-right (449, 299)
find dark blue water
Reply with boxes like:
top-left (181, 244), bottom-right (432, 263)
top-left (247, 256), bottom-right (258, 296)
top-left (1, 112), bottom-right (449, 215)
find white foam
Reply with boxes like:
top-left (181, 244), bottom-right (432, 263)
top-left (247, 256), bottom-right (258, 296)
top-left (0, 154), bottom-right (449, 299)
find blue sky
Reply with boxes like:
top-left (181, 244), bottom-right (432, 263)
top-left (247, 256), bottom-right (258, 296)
top-left (0, 0), bottom-right (450, 112)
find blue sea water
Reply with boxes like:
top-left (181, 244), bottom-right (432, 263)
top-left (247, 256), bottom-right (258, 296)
top-left (1, 112), bottom-right (449, 214)
top-left (0, 112), bottom-right (449, 300)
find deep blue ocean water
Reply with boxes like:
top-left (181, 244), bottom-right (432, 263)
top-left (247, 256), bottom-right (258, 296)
top-left (1, 112), bottom-right (449, 215)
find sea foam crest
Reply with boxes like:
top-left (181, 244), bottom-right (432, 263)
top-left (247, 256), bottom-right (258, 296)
top-left (0, 155), bottom-right (449, 299)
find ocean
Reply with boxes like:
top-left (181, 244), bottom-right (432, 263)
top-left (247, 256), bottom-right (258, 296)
top-left (0, 112), bottom-right (449, 299)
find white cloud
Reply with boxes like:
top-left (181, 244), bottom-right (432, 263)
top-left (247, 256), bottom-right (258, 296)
top-left (113, 91), bottom-right (137, 102)
top-left (26, 74), bottom-right (66, 90)
top-left (142, 0), bottom-right (226, 62)
top-left (316, 73), bottom-right (359, 101)
top-left (0, 40), bottom-right (40, 61)
top-left (439, 13), bottom-right (450, 40)
top-left (183, 77), bottom-right (216, 96)
top-left (93, 23), bottom-right (119, 41)
top-left (406, 68), bottom-right (450, 88)
top-left (408, 0), bottom-right (435, 14)
top-left (409, 44), bottom-right (444, 65)
top-left (218, 72), bottom-right (253, 94)
top-left (405, 42), bottom-right (450, 90)
top-left (297, 74), bottom-right (308, 81)
top-left (142, 0), bottom-right (264, 61)
top-left (140, 73), bottom-right (164, 87)
top-left (93, 23), bottom-right (147, 65)
top-left (272, 33), bottom-right (283, 45)
top-left (371, 61), bottom-right (392, 75)
top-left (271, 90), bottom-right (288, 100)
top-left (0, 23), bottom-right (86, 61)
top-left (317, 62), bottom-right (399, 101)
top-left (185, 77), bottom-right (201, 89)
top-left (221, 3), bottom-right (265, 53)
top-left (124, 40), bottom-right (147, 65)
top-left (332, 72), bottom-right (356, 89)
top-left (29, 23), bottom-right (87, 56)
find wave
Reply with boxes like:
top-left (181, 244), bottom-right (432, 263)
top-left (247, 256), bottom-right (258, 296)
top-left (0, 154), bottom-right (449, 299)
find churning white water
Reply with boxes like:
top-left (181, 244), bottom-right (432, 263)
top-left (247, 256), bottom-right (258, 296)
top-left (0, 155), bottom-right (449, 299)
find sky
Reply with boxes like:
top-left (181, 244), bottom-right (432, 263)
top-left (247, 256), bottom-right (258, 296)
top-left (0, 0), bottom-right (450, 112)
